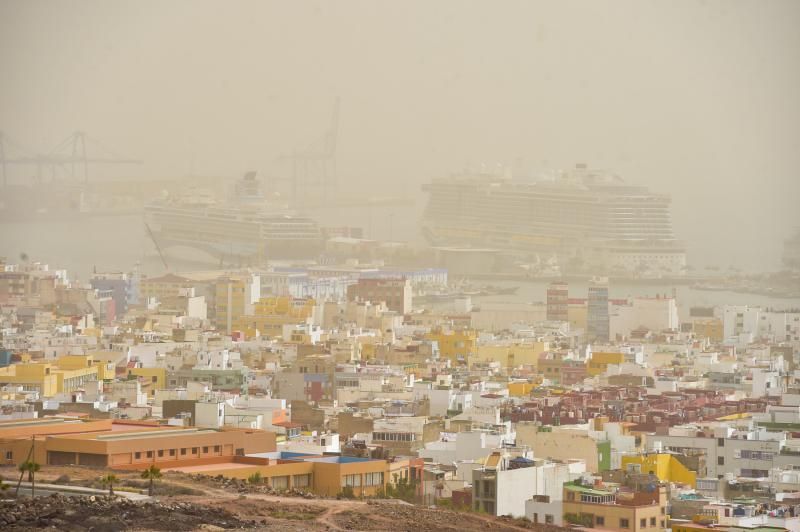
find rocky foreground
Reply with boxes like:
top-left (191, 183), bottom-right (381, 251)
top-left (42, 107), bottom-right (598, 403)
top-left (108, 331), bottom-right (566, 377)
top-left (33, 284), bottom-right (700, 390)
top-left (0, 494), bottom-right (254, 531)
top-left (0, 467), bottom-right (569, 531)
top-left (0, 493), bottom-right (572, 531)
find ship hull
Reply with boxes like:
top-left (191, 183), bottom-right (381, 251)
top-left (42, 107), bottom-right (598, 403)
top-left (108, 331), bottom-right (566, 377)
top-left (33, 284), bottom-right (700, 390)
top-left (421, 170), bottom-right (687, 275)
top-left (145, 202), bottom-right (323, 261)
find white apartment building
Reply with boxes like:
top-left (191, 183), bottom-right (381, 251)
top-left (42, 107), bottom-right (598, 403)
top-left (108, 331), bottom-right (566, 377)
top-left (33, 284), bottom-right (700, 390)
top-left (472, 449), bottom-right (585, 518)
top-left (609, 296), bottom-right (679, 339)
top-left (649, 424), bottom-right (791, 479)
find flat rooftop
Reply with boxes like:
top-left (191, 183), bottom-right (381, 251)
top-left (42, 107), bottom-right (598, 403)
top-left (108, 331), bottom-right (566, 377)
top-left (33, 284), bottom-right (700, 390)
top-left (161, 462), bottom-right (255, 474)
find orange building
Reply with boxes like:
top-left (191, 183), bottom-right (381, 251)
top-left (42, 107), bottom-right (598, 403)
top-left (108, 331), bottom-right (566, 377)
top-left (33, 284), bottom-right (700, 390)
top-left (562, 480), bottom-right (668, 531)
top-left (0, 418), bottom-right (274, 468)
top-left (162, 451), bottom-right (394, 497)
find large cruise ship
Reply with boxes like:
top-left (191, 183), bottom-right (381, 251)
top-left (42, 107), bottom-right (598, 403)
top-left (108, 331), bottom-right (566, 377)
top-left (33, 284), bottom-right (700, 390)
top-left (145, 173), bottom-right (323, 261)
top-left (421, 165), bottom-right (687, 275)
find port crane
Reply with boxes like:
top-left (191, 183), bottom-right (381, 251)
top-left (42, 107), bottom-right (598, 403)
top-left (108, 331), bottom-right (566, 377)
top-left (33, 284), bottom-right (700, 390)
top-left (273, 97), bottom-right (340, 204)
top-left (0, 130), bottom-right (142, 186)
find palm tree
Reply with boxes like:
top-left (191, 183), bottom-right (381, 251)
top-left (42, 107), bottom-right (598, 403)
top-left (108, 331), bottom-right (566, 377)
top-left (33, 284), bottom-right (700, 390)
top-left (140, 465), bottom-right (162, 497)
top-left (100, 474), bottom-right (118, 496)
top-left (19, 461), bottom-right (40, 498)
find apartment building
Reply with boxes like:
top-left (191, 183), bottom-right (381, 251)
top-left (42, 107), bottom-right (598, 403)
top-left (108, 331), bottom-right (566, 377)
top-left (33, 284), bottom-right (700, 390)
top-left (0, 354), bottom-right (113, 397)
top-left (649, 425), bottom-right (790, 479)
top-left (472, 450), bottom-right (585, 518)
top-left (516, 423), bottom-right (611, 473)
top-left (547, 281), bottom-right (569, 322)
top-left (370, 416), bottom-right (428, 455)
top-left (425, 328), bottom-right (478, 365)
top-left (232, 296), bottom-right (315, 339)
top-left (214, 273), bottom-right (261, 334)
top-left (587, 351), bottom-right (626, 377)
top-left (139, 273), bottom-right (198, 308)
top-left (347, 278), bottom-right (412, 315)
top-left (562, 479), bottom-right (668, 531)
top-left (273, 354), bottom-right (336, 404)
top-left (620, 453), bottom-right (697, 487)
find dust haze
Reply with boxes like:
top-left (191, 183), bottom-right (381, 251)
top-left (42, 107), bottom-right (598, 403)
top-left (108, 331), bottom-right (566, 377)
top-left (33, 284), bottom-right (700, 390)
top-left (1, 0), bottom-right (799, 272)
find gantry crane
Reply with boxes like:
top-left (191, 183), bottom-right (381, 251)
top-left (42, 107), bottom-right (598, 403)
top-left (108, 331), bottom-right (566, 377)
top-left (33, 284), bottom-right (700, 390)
top-left (273, 97), bottom-right (340, 204)
top-left (0, 130), bottom-right (142, 186)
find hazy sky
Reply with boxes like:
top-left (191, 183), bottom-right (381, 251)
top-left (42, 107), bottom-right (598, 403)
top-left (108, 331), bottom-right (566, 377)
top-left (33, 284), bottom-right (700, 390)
top-left (1, 0), bottom-right (799, 271)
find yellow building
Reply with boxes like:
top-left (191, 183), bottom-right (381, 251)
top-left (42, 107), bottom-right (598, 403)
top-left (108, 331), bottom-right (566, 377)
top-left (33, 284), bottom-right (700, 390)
top-left (568, 302), bottom-right (588, 331)
top-left (621, 453), bottom-right (696, 488)
top-left (587, 352), bottom-right (626, 376)
top-left (232, 296), bottom-right (316, 339)
top-left (0, 355), bottom-right (109, 397)
top-left (216, 275), bottom-right (249, 334)
top-left (139, 273), bottom-right (196, 307)
top-left (425, 329), bottom-right (477, 365)
top-left (475, 341), bottom-right (549, 368)
top-left (692, 319), bottom-right (723, 342)
top-left (508, 381), bottom-right (535, 397)
top-left (56, 355), bottom-right (115, 381)
top-left (360, 342), bottom-right (378, 361)
top-left (127, 367), bottom-right (167, 396)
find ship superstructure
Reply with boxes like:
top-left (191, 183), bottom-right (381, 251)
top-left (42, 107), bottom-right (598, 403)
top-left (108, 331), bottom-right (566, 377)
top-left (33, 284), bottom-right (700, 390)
top-left (145, 173), bottom-right (323, 261)
top-left (422, 165), bottom-right (686, 274)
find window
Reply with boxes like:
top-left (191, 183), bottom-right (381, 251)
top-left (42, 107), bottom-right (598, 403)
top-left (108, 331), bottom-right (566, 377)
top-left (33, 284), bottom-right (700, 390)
top-left (661, 507), bottom-right (666, 515)
top-left (740, 450), bottom-right (774, 461)
top-left (364, 472), bottom-right (384, 486)
top-left (213, 445), bottom-right (221, 453)
top-left (157, 450), bottom-right (164, 458)
top-left (180, 448), bottom-right (187, 456)
top-left (292, 474), bottom-right (310, 488)
top-left (146, 451), bottom-right (153, 458)
top-left (271, 476), bottom-right (289, 490)
top-left (192, 447), bottom-right (199, 454)
top-left (620, 518), bottom-right (630, 529)
top-left (5, 451), bottom-right (12, 460)
top-left (718, 438), bottom-right (725, 447)
top-left (596, 516), bottom-right (605, 526)
top-left (661, 521), bottom-right (665, 528)
top-left (342, 474), bottom-right (361, 487)
top-left (135, 452), bottom-right (141, 459)
top-left (203, 446), bottom-right (209, 453)
top-left (641, 518), bottom-right (647, 528)
top-left (740, 469), bottom-right (769, 478)
top-left (545, 515), bottom-right (554, 525)
top-left (650, 517), bottom-right (656, 526)
top-left (169, 449), bottom-right (176, 456)
top-left (718, 456), bottom-right (724, 466)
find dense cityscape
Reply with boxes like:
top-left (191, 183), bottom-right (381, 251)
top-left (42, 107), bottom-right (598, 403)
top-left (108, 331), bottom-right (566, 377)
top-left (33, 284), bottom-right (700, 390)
top-left (1, 1), bottom-right (799, 531)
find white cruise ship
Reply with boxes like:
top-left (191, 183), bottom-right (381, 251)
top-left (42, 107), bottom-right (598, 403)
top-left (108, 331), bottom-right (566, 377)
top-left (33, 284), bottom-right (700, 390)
top-left (145, 173), bottom-right (323, 261)
top-left (422, 165), bottom-right (687, 275)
